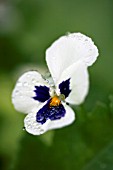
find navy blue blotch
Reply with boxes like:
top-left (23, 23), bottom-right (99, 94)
top-left (33, 85), bottom-right (50, 102)
top-left (36, 99), bottom-right (66, 124)
top-left (59, 78), bottom-right (71, 98)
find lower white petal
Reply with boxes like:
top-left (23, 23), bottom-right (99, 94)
top-left (24, 112), bottom-right (50, 135)
top-left (24, 103), bottom-right (75, 135)
top-left (24, 101), bottom-right (50, 135)
top-left (12, 71), bottom-right (49, 114)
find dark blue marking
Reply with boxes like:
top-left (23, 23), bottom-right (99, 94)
top-left (36, 99), bottom-right (66, 124)
top-left (33, 86), bottom-right (50, 102)
top-left (59, 78), bottom-right (71, 98)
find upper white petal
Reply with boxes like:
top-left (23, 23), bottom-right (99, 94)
top-left (12, 71), bottom-right (49, 114)
top-left (24, 103), bottom-right (75, 135)
top-left (46, 33), bottom-right (99, 83)
top-left (56, 60), bottom-right (89, 105)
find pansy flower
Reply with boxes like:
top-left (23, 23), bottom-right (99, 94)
top-left (12, 33), bottom-right (99, 135)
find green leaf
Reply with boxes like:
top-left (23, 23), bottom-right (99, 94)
top-left (82, 139), bottom-right (113, 170)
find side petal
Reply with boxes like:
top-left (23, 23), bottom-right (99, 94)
top-left (12, 71), bottom-right (50, 114)
top-left (46, 33), bottom-right (98, 83)
top-left (56, 60), bottom-right (89, 105)
top-left (24, 103), bottom-right (75, 135)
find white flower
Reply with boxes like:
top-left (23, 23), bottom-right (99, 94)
top-left (12, 33), bottom-right (99, 135)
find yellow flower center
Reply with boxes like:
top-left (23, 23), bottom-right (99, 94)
top-left (50, 96), bottom-right (61, 107)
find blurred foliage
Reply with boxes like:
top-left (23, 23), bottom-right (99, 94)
top-left (0, 0), bottom-right (113, 170)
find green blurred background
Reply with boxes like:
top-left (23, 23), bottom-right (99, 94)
top-left (0, 0), bottom-right (113, 170)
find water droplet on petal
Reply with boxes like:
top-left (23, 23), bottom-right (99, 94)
top-left (23, 82), bottom-right (28, 86)
top-left (15, 90), bottom-right (19, 95)
top-left (32, 78), bottom-right (36, 84)
top-left (34, 126), bottom-right (40, 131)
top-left (27, 74), bottom-right (31, 78)
top-left (85, 38), bottom-right (88, 41)
top-left (20, 95), bottom-right (24, 98)
top-left (40, 129), bottom-right (44, 134)
top-left (66, 32), bottom-right (71, 36)
top-left (25, 117), bottom-right (29, 121)
top-left (17, 82), bottom-right (22, 87)
top-left (23, 127), bottom-right (26, 130)
top-left (27, 125), bottom-right (32, 129)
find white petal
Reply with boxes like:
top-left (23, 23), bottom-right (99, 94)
top-left (56, 60), bottom-right (89, 105)
top-left (24, 113), bottom-right (50, 136)
top-left (24, 103), bottom-right (75, 135)
top-left (46, 33), bottom-right (98, 83)
top-left (12, 71), bottom-right (49, 114)
top-left (48, 103), bottom-right (75, 130)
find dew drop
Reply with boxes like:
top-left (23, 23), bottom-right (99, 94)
top-left (46, 79), bottom-right (49, 83)
top-left (25, 117), bottom-right (29, 121)
top-left (17, 82), bottom-right (22, 87)
top-left (23, 127), bottom-right (26, 130)
top-left (23, 82), bottom-right (28, 86)
top-left (40, 129), bottom-right (44, 134)
top-left (32, 78), bottom-right (36, 84)
top-left (27, 125), bottom-right (32, 129)
top-left (85, 39), bottom-right (88, 41)
top-left (33, 127), bottom-right (39, 131)
top-left (15, 90), bottom-right (19, 95)
top-left (27, 74), bottom-right (30, 78)
top-left (66, 32), bottom-right (71, 36)
top-left (19, 94), bottom-right (24, 99)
